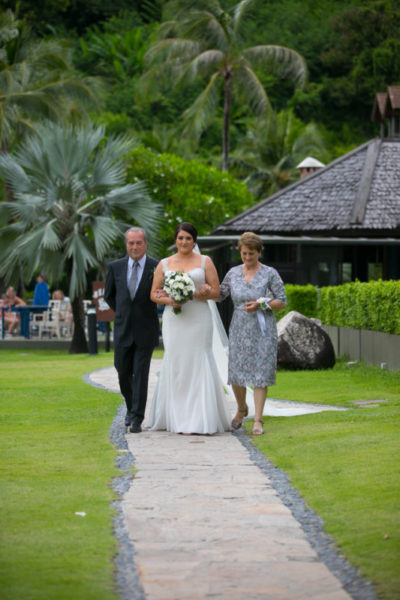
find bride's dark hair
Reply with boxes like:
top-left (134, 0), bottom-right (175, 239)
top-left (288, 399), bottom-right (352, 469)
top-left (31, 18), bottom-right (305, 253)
top-left (174, 222), bottom-right (198, 242)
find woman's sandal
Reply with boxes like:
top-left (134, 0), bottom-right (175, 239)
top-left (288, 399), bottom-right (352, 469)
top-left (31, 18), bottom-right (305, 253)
top-left (252, 420), bottom-right (264, 436)
top-left (231, 407), bottom-right (249, 430)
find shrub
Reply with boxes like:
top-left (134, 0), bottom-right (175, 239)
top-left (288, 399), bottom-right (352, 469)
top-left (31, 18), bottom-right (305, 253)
top-left (125, 146), bottom-right (254, 253)
top-left (276, 283), bottom-right (318, 321)
top-left (318, 280), bottom-right (400, 334)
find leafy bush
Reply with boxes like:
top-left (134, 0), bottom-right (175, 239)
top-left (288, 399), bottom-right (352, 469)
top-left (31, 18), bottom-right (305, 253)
top-left (276, 284), bottom-right (318, 321)
top-left (318, 280), bottom-right (400, 335)
top-left (125, 146), bottom-right (254, 252)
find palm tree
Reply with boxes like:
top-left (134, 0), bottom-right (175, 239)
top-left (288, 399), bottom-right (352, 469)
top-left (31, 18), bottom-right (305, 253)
top-left (0, 121), bottom-right (161, 353)
top-left (0, 9), bottom-right (100, 153)
top-left (231, 109), bottom-right (326, 198)
top-left (140, 0), bottom-right (307, 170)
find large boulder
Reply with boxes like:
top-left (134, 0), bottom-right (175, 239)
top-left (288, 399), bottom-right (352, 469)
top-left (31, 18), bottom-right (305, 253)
top-left (277, 311), bottom-right (335, 369)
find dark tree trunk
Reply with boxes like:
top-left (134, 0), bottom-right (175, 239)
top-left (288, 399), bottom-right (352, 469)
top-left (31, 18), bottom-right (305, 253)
top-left (69, 294), bottom-right (88, 354)
top-left (222, 73), bottom-right (232, 172)
top-left (18, 262), bottom-right (25, 299)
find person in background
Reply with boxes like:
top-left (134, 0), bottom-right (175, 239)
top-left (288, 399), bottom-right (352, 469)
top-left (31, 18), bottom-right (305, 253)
top-left (33, 274), bottom-right (50, 308)
top-left (52, 289), bottom-right (73, 335)
top-left (3, 286), bottom-right (26, 335)
top-left (0, 293), bottom-right (8, 326)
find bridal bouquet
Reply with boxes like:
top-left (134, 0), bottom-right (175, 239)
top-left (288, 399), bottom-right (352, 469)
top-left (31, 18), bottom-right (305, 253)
top-left (163, 270), bottom-right (195, 314)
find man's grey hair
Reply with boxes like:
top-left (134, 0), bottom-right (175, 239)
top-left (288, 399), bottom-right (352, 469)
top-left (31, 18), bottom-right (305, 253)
top-left (124, 227), bottom-right (147, 242)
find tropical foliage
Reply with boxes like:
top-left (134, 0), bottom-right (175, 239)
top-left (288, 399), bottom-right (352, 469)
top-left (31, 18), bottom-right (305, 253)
top-left (125, 145), bottom-right (253, 251)
top-left (0, 9), bottom-right (99, 153)
top-left (231, 109), bottom-right (326, 198)
top-left (140, 0), bottom-right (307, 170)
top-left (0, 121), bottom-right (161, 352)
top-left (0, 0), bottom-right (398, 315)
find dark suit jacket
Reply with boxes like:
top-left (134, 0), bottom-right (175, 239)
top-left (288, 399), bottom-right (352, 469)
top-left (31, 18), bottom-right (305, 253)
top-left (104, 255), bottom-right (159, 348)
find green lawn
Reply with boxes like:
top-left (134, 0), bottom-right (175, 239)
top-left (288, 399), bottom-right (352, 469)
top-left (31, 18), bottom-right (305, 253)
top-left (247, 360), bottom-right (400, 600)
top-left (0, 349), bottom-right (121, 600)
top-left (1, 350), bottom-right (399, 600)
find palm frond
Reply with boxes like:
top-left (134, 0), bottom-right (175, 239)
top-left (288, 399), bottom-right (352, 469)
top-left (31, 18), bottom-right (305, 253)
top-left (244, 45), bottom-right (307, 87)
top-left (0, 238), bottom-right (22, 278)
top-left (90, 216), bottom-right (125, 259)
top-left (101, 183), bottom-right (163, 235)
top-left (234, 63), bottom-right (271, 115)
top-left (183, 49), bottom-right (223, 81)
top-left (2, 90), bottom-right (61, 121)
top-left (65, 233), bottom-right (98, 299)
top-left (40, 221), bottom-right (62, 251)
top-left (182, 71), bottom-right (222, 137)
top-left (0, 153), bottom-right (32, 192)
top-left (181, 10), bottom-right (230, 51)
top-left (232, 0), bottom-right (254, 32)
top-left (145, 38), bottom-right (201, 67)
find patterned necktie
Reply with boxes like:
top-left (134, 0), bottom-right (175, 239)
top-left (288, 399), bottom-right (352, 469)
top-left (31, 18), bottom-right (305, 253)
top-left (128, 261), bottom-right (139, 300)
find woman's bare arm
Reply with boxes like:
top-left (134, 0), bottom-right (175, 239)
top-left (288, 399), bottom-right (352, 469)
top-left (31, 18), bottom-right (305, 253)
top-left (195, 256), bottom-right (220, 301)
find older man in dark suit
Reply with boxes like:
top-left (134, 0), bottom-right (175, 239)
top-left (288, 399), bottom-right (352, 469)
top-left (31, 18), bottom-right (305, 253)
top-left (104, 227), bottom-right (159, 433)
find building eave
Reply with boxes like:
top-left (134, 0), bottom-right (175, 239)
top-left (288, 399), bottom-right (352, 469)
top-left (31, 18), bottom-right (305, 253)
top-left (198, 234), bottom-right (400, 250)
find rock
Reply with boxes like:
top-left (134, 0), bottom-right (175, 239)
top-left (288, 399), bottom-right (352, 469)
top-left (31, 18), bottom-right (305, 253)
top-left (277, 311), bottom-right (335, 369)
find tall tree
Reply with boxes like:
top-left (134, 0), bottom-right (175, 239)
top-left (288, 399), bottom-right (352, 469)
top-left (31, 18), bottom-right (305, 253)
top-left (0, 121), bottom-right (161, 353)
top-left (0, 9), bottom-right (99, 153)
top-left (140, 0), bottom-right (307, 170)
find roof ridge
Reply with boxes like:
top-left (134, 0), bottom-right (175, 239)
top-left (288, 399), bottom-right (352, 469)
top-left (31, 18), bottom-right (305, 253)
top-left (213, 138), bottom-right (376, 232)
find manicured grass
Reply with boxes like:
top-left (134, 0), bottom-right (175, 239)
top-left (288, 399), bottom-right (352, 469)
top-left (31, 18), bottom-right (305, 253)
top-left (273, 360), bottom-right (400, 407)
top-left (0, 349), bottom-right (122, 600)
top-left (247, 360), bottom-right (400, 600)
top-left (2, 350), bottom-right (399, 599)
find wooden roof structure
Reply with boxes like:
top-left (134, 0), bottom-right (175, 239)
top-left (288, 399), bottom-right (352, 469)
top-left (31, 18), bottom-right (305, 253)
top-left (212, 138), bottom-right (400, 239)
top-left (372, 86), bottom-right (400, 121)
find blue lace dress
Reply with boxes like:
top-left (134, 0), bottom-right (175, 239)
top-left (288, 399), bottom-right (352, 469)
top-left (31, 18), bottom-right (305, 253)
top-left (220, 264), bottom-right (286, 388)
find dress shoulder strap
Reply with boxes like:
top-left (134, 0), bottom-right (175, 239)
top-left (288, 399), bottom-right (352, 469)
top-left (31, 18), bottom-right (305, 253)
top-left (162, 258), bottom-right (169, 273)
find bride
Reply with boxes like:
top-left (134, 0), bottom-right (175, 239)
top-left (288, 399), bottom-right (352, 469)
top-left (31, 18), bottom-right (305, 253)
top-left (146, 222), bottom-right (231, 434)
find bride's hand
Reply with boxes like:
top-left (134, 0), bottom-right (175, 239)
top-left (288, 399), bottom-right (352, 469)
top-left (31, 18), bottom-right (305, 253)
top-left (154, 288), bottom-right (168, 299)
top-left (195, 284), bottom-right (211, 300)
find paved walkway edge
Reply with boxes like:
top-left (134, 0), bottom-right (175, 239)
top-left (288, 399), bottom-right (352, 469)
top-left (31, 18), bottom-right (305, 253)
top-left (234, 429), bottom-right (377, 600)
top-left (110, 404), bottom-right (146, 600)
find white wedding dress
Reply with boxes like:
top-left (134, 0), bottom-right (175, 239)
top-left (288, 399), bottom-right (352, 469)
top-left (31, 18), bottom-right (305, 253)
top-left (146, 256), bottom-right (232, 434)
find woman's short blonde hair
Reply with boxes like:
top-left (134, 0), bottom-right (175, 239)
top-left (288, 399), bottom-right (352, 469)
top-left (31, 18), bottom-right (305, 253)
top-left (238, 232), bottom-right (263, 253)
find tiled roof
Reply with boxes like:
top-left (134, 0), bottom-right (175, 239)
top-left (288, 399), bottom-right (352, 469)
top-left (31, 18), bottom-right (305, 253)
top-left (213, 139), bottom-right (400, 237)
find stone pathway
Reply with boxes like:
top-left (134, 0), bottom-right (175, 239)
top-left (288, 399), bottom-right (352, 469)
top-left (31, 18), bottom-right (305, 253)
top-left (89, 359), bottom-right (349, 419)
top-left (87, 362), bottom-right (366, 600)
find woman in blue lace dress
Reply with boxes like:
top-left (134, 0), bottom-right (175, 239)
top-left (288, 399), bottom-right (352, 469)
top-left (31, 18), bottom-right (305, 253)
top-left (220, 232), bottom-right (286, 435)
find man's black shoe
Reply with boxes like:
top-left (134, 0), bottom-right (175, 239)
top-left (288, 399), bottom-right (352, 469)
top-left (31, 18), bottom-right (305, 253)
top-left (125, 411), bottom-right (133, 427)
top-left (129, 422), bottom-right (142, 433)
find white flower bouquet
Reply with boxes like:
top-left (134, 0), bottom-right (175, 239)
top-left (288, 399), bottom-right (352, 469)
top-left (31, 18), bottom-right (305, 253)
top-left (163, 270), bottom-right (195, 314)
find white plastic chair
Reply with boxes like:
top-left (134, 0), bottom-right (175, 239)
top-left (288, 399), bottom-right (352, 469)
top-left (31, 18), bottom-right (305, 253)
top-left (37, 302), bottom-right (61, 339)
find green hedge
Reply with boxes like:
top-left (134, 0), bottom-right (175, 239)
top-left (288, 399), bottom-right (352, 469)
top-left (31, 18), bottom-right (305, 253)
top-left (275, 281), bottom-right (400, 335)
top-left (276, 284), bottom-right (319, 321)
top-left (318, 280), bottom-right (400, 335)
